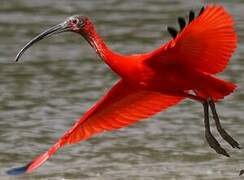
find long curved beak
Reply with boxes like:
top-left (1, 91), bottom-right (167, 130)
top-left (15, 22), bottom-right (70, 62)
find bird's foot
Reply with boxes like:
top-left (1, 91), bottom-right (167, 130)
top-left (205, 130), bottom-right (230, 157)
top-left (216, 127), bottom-right (241, 149)
top-left (208, 100), bottom-right (241, 149)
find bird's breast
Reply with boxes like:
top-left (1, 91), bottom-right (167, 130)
top-left (137, 64), bottom-right (197, 92)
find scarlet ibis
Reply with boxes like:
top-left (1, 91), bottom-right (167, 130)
top-left (7, 5), bottom-right (241, 175)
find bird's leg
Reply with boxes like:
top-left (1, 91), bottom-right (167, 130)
top-left (179, 92), bottom-right (235, 156)
top-left (208, 99), bottom-right (241, 149)
top-left (203, 102), bottom-right (230, 157)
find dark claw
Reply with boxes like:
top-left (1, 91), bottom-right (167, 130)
top-left (178, 17), bottom-right (186, 31)
top-left (199, 6), bottom-right (205, 16)
top-left (188, 10), bottom-right (195, 24)
top-left (217, 128), bottom-right (242, 149)
top-left (208, 100), bottom-right (241, 149)
top-left (205, 130), bottom-right (230, 157)
top-left (167, 27), bottom-right (178, 38)
top-left (203, 102), bottom-right (230, 157)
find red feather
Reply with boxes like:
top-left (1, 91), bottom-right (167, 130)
top-left (146, 5), bottom-right (237, 74)
top-left (22, 79), bottom-right (184, 173)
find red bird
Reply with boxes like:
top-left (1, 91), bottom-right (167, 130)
top-left (7, 5), bottom-right (241, 175)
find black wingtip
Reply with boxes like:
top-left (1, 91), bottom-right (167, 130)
top-left (188, 10), bottom-right (195, 24)
top-left (6, 165), bottom-right (28, 176)
top-left (167, 27), bottom-right (178, 38)
top-left (166, 6), bottom-right (204, 38)
top-left (178, 17), bottom-right (186, 31)
top-left (199, 6), bottom-right (205, 16)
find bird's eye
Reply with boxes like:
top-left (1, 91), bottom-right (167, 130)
top-left (71, 18), bottom-right (78, 24)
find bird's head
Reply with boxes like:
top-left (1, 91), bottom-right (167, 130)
top-left (15, 15), bottom-right (91, 62)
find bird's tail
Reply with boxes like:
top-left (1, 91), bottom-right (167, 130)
top-left (195, 74), bottom-right (237, 101)
top-left (6, 142), bottom-right (61, 175)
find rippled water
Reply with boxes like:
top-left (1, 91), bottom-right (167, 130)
top-left (1, 0), bottom-right (244, 179)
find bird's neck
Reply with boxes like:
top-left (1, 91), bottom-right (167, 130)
top-left (80, 21), bottom-right (123, 71)
top-left (83, 30), bottom-right (112, 60)
top-left (79, 20), bottom-right (140, 80)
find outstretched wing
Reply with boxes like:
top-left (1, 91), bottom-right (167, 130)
top-left (7, 79), bottom-right (184, 175)
top-left (146, 5), bottom-right (237, 74)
